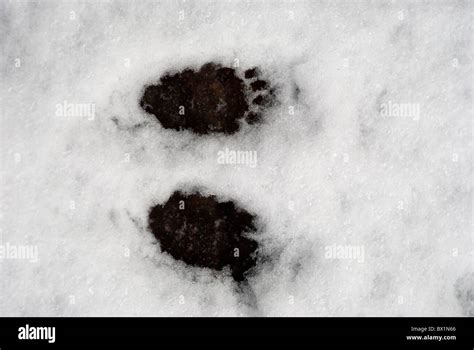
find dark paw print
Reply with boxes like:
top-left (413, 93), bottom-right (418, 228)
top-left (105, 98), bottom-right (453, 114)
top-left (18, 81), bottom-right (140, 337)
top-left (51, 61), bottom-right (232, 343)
top-left (148, 190), bottom-right (258, 282)
top-left (139, 62), bottom-right (276, 135)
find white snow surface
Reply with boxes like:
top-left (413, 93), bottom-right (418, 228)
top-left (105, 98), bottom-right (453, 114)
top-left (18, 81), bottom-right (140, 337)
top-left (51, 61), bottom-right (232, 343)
top-left (0, 0), bottom-right (472, 316)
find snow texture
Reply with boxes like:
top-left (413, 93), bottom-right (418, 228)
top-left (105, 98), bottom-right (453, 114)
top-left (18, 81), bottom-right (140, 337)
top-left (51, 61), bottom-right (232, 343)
top-left (0, 0), bottom-right (472, 316)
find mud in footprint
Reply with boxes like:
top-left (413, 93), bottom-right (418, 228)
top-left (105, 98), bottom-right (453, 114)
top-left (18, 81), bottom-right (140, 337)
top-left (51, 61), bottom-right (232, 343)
top-left (139, 62), bottom-right (275, 134)
top-left (148, 190), bottom-right (259, 282)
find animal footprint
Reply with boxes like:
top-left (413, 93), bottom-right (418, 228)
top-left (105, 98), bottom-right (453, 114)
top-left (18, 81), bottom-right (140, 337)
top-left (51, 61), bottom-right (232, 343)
top-left (139, 62), bottom-right (276, 135)
top-left (148, 190), bottom-right (259, 282)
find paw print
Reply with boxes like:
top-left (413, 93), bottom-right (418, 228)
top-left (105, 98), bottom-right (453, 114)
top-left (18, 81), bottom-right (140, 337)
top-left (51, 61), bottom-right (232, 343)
top-left (139, 62), bottom-right (276, 135)
top-left (148, 190), bottom-right (259, 282)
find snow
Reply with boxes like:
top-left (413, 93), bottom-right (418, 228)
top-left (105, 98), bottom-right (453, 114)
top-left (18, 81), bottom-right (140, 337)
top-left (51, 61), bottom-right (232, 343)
top-left (0, 0), bottom-right (472, 316)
